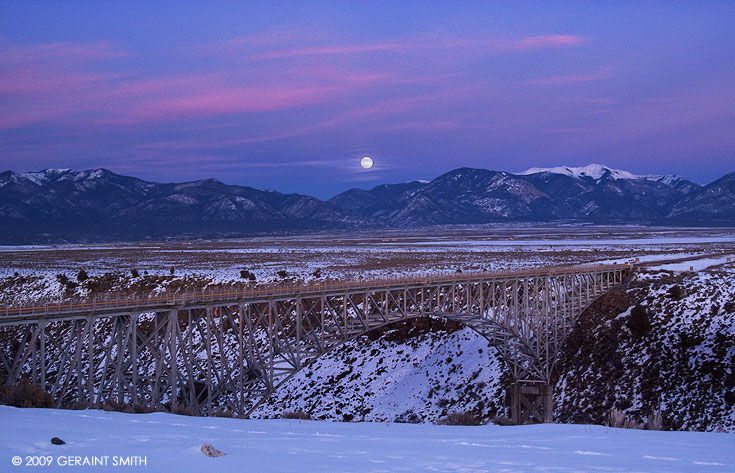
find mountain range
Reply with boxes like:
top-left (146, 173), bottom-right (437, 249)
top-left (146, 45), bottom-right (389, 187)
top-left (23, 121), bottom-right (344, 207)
top-left (1, 164), bottom-right (733, 243)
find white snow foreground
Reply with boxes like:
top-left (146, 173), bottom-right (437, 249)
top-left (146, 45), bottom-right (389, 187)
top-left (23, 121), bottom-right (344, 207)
top-left (1, 406), bottom-right (734, 473)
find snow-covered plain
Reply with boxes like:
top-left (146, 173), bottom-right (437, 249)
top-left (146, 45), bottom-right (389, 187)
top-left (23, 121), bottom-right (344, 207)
top-left (2, 227), bottom-right (734, 306)
top-left (1, 406), bottom-right (734, 473)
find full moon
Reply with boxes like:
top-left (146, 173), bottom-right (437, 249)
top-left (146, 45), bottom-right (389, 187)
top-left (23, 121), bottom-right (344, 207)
top-left (360, 156), bottom-right (374, 169)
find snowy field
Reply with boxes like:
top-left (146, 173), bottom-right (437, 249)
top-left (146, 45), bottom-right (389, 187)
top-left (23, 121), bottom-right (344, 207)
top-left (1, 406), bottom-right (733, 473)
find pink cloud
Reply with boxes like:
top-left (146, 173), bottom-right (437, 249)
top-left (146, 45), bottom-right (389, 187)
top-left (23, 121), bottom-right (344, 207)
top-left (249, 42), bottom-right (405, 61)
top-left (508, 35), bottom-right (584, 50)
top-left (0, 31), bottom-right (586, 132)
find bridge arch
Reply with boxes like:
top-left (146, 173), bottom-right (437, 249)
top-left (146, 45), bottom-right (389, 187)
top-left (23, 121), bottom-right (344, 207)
top-left (0, 264), bottom-right (628, 424)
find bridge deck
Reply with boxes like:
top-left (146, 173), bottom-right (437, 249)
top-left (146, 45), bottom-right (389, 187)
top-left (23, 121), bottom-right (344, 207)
top-left (1, 262), bottom-right (631, 323)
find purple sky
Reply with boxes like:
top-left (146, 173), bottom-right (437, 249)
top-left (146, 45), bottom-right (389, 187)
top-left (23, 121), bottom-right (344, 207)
top-left (1, 2), bottom-right (734, 198)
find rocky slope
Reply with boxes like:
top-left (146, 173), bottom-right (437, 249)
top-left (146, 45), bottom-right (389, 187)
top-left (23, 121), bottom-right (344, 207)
top-left (556, 263), bottom-right (735, 431)
top-left (253, 262), bottom-right (735, 430)
top-left (251, 318), bottom-right (509, 423)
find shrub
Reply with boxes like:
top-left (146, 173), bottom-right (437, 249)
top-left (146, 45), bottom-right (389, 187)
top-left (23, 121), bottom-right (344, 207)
top-left (628, 305), bottom-right (652, 337)
top-left (438, 411), bottom-right (480, 426)
top-left (131, 268), bottom-right (140, 278)
top-left (395, 409), bottom-right (421, 424)
top-left (171, 405), bottom-right (195, 416)
top-left (76, 269), bottom-right (89, 282)
top-left (100, 401), bottom-right (134, 413)
top-left (211, 409), bottom-right (236, 418)
top-left (667, 285), bottom-right (685, 300)
top-left (240, 269), bottom-right (256, 281)
top-left (282, 410), bottom-right (310, 420)
top-left (312, 269), bottom-right (322, 278)
top-left (645, 411), bottom-right (663, 431)
top-left (55, 273), bottom-right (77, 290)
top-left (0, 378), bottom-right (54, 408)
top-left (607, 408), bottom-right (626, 428)
top-left (276, 270), bottom-right (289, 279)
top-left (170, 267), bottom-right (175, 275)
top-left (724, 300), bottom-right (735, 313)
top-left (492, 415), bottom-right (515, 426)
top-left (606, 408), bottom-right (642, 429)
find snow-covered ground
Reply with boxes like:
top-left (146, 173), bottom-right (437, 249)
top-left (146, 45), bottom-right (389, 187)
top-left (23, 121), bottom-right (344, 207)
top-left (1, 406), bottom-right (733, 473)
top-left (649, 256), bottom-right (733, 272)
top-left (2, 227), bottom-right (734, 306)
top-left (252, 320), bottom-right (507, 423)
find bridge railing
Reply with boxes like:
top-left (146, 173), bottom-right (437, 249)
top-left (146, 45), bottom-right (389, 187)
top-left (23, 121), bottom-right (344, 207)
top-left (0, 262), bottom-right (630, 320)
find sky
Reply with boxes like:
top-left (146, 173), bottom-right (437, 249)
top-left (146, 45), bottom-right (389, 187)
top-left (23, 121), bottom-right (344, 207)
top-left (1, 1), bottom-right (734, 198)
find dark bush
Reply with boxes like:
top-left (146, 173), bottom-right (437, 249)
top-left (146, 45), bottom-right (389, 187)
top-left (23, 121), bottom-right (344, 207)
top-left (76, 269), bottom-right (89, 282)
top-left (100, 401), bottom-right (134, 413)
top-left (438, 411), bottom-right (480, 426)
top-left (131, 269), bottom-right (140, 278)
top-left (312, 269), bottom-right (322, 278)
top-left (628, 305), bottom-right (652, 337)
top-left (491, 415), bottom-right (515, 426)
top-left (724, 300), bottom-right (735, 313)
top-left (667, 285), bottom-right (685, 300)
top-left (282, 410), bottom-right (311, 420)
top-left (395, 409), bottom-right (421, 423)
top-left (276, 270), bottom-right (289, 279)
top-left (170, 267), bottom-right (175, 275)
top-left (240, 269), bottom-right (256, 281)
top-left (55, 273), bottom-right (77, 290)
top-left (436, 398), bottom-right (450, 408)
top-left (1, 378), bottom-right (54, 408)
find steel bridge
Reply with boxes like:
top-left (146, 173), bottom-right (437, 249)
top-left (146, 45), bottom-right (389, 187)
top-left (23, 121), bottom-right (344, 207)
top-left (0, 263), bottom-right (631, 424)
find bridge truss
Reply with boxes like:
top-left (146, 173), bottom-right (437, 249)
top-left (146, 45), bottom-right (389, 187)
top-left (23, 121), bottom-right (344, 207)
top-left (0, 264), bottom-right (628, 424)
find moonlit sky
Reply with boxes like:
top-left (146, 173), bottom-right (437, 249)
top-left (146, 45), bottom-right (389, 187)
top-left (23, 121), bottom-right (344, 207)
top-left (1, 2), bottom-right (734, 198)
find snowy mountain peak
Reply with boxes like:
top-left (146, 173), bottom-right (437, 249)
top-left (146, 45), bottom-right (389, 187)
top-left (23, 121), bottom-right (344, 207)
top-left (17, 168), bottom-right (72, 185)
top-left (517, 163), bottom-right (687, 185)
top-left (518, 164), bottom-right (639, 180)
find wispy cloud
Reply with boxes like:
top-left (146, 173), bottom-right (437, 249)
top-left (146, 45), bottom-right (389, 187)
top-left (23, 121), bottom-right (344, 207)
top-left (0, 41), bottom-right (127, 62)
top-left (507, 35), bottom-right (585, 50)
top-left (236, 33), bottom-right (586, 62)
top-left (526, 67), bottom-right (613, 85)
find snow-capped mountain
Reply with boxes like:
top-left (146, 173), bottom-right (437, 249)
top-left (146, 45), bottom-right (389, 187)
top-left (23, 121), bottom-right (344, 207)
top-left (0, 165), bottom-right (731, 243)
top-left (518, 164), bottom-right (642, 180)
top-left (329, 165), bottom-right (704, 226)
top-left (518, 164), bottom-right (698, 192)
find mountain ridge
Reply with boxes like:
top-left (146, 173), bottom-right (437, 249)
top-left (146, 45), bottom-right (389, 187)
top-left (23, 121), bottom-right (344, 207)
top-left (1, 165), bottom-right (732, 243)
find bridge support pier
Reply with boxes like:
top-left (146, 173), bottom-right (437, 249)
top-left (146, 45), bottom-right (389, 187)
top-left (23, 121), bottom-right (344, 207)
top-left (511, 381), bottom-right (553, 424)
